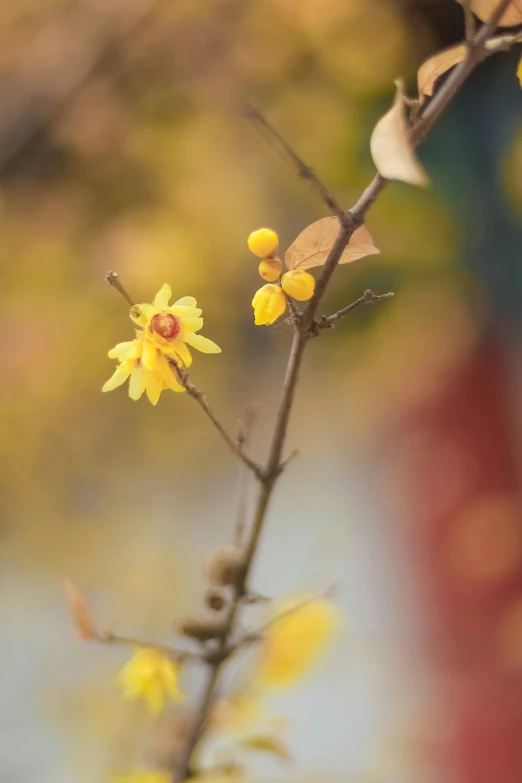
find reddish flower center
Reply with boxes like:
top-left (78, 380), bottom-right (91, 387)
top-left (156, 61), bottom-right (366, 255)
top-left (150, 312), bottom-right (181, 341)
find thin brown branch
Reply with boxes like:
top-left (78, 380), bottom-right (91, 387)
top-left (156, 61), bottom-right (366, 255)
top-left (235, 407), bottom-right (257, 547)
top-left (244, 103), bottom-right (346, 220)
top-left (172, 5), bottom-right (516, 780)
top-left (174, 365), bottom-right (264, 482)
top-left (105, 271), bottom-right (135, 308)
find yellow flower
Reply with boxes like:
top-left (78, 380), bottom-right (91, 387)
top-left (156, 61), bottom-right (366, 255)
top-left (281, 270), bottom-right (315, 301)
top-left (103, 332), bottom-right (185, 405)
top-left (130, 284), bottom-right (221, 368)
top-left (248, 228), bottom-right (279, 258)
top-left (251, 284), bottom-right (287, 325)
top-left (518, 53), bottom-right (522, 88)
top-left (111, 772), bottom-right (169, 783)
top-left (255, 596), bottom-right (342, 689)
top-left (117, 648), bottom-right (185, 713)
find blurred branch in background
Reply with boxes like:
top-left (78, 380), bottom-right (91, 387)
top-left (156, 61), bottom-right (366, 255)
top-left (0, 0), bottom-right (156, 175)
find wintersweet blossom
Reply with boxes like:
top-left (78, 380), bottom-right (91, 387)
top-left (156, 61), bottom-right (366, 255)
top-left (103, 284), bottom-right (220, 403)
top-left (251, 284), bottom-right (287, 325)
top-left (117, 648), bottom-right (185, 713)
top-left (256, 596), bottom-right (342, 688)
top-left (130, 284), bottom-right (221, 367)
top-left (281, 270), bottom-right (315, 301)
top-left (103, 332), bottom-right (185, 405)
top-left (111, 772), bottom-right (169, 783)
top-left (247, 228), bottom-right (279, 258)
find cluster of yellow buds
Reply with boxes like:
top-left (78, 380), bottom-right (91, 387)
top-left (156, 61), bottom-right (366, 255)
top-left (248, 228), bottom-right (315, 325)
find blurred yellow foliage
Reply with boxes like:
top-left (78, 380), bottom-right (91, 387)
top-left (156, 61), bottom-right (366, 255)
top-left (256, 596), bottom-right (342, 688)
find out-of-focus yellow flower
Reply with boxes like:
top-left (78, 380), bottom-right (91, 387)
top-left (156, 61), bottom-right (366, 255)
top-left (281, 270), bottom-right (315, 301)
top-left (117, 648), bottom-right (185, 713)
top-left (130, 284), bottom-right (221, 367)
top-left (252, 284), bottom-right (287, 325)
top-left (517, 54), bottom-right (522, 87)
top-left (256, 596), bottom-right (342, 689)
top-left (103, 332), bottom-right (184, 405)
top-left (248, 228), bottom-right (279, 258)
top-left (111, 772), bottom-right (169, 783)
top-left (258, 258), bottom-right (282, 282)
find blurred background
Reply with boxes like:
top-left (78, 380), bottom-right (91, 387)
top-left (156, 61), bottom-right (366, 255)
top-left (2, 0), bottom-right (522, 781)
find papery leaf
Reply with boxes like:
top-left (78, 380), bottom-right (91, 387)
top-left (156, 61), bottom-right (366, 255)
top-left (456, 0), bottom-right (522, 26)
top-left (284, 217), bottom-right (379, 271)
top-left (370, 86), bottom-right (428, 187)
top-left (240, 735), bottom-right (292, 762)
top-left (63, 578), bottom-right (98, 640)
top-left (417, 44), bottom-right (467, 102)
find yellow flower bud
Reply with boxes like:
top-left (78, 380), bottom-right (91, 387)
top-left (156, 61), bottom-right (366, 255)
top-left (248, 228), bottom-right (279, 258)
top-left (252, 284), bottom-right (287, 326)
top-left (281, 270), bottom-right (315, 301)
top-left (258, 258), bottom-right (282, 282)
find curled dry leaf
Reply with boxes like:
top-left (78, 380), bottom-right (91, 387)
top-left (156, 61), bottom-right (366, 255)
top-left (63, 578), bottom-right (97, 640)
top-left (370, 86), bottom-right (428, 187)
top-left (417, 44), bottom-right (467, 102)
top-left (284, 217), bottom-right (379, 272)
top-left (239, 735), bottom-right (292, 762)
top-left (456, 0), bottom-right (522, 26)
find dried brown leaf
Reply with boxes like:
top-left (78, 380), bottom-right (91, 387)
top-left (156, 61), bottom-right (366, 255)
top-left (370, 86), bottom-right (428, 187)
top-left (63, 578), bottom-right (97, 640)
top-left (284, 217), bottom-right (379, 271)
top-left (240, 735), bottom-right (292, 762)
top-left (417, 44), bottom-right (467, 102)
top-left (456, 0), bottom-right (522, 26)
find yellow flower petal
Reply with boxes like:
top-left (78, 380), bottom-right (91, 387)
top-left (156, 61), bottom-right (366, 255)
top-left (145, 680), bottom-right (165, 713)
top-left (128, 368), bottom-right (146, 401)
top-left (102, 366), bottom-right (130, 392)
top-left (184, 333), bottom-right (221, 354)
top-left (141, 340), bottom-right (158, 371)
top-left (154, 283), bottom-right (172, 309)
top-left (145, 371), bottom-right (162, 405)
top-left (157, 355), bottom-right (185, 392)
top-left (179, 316), bottom-right (204, 333)
top-left (252, 284), bottom-right (287, 326)
top-left (108, 341), bottom-right (137, 361)
top-left (170, 340), bottom-right (192, 367)
top-left (130, 303), bottom-right (156, 326)
top-left (173, 296), bottom-right (197, 307)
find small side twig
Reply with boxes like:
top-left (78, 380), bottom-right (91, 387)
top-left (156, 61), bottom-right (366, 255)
top-left (174, 365), bottom-right (264, 483)
top-left (244, 103), bottom-right (346, 221)
top-left (463, 0), bottom-right (477, 43)
top-left (105, 271), bottom-right (135, 307)
top-left (100, 631), bottom-right (201, 663)
top-left (314, 289), bottom-right (394, 332)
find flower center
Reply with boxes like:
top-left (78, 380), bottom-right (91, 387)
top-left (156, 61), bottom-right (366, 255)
top-left (150, 312), bottom-right (181, 341)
